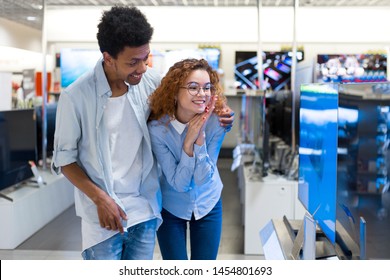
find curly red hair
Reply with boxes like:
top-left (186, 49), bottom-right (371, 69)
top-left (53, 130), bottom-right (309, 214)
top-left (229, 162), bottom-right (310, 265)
top-left (148, 58), bottom-right (226, 122)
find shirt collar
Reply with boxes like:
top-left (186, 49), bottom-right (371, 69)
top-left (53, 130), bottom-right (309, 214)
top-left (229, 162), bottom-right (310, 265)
top-left (95, 58), bottom-right (113, 97)
top-left (171, 118), bottom-right (187, 135)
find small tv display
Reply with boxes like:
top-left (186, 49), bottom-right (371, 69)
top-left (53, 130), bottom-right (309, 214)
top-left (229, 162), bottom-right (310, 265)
top-left (0, 109), bottom-right (37, 191)
top-left (200, 48), bottom-right (221, 70)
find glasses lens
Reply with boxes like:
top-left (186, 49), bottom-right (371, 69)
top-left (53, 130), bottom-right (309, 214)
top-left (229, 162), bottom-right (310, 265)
top-left (185, 83), bottom-right (215, 96)
top-left (187, 84), bottom-right (199, 96)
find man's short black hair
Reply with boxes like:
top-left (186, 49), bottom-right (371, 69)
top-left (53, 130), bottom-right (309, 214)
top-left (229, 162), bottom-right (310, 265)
top-left (97, 5), bottom-right (154, 58)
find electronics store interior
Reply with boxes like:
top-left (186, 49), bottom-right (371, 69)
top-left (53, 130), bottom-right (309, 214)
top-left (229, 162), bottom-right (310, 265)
top-left (1, 0), bottom-right (390, 260)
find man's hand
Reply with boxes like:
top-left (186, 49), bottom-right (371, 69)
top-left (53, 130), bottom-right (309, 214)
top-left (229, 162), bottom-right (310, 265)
top-left (96, 193), bottom-right (128, 234)
top-left (218, 105), bottom-right (235, 132)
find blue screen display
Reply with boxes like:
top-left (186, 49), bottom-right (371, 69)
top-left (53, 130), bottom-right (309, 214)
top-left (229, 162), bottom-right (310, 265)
top-left (60, 48), bottom-right (102, 88)
top-left (298, 83), bottom-right (339, 244)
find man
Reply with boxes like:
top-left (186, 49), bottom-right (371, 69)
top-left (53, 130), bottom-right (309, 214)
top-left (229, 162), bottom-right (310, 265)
top-left (52, 5), bottom-right (234, 260)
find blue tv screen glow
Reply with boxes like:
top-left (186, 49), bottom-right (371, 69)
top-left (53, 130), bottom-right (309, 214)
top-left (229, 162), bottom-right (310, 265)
top-left (298, 83), bottom-right (339, 244)
top-left (60, 48), bottom-right (102, 88)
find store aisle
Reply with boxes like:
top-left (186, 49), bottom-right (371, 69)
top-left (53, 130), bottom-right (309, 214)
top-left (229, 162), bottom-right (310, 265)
top-left (0, 158), bottom-right (263, 260)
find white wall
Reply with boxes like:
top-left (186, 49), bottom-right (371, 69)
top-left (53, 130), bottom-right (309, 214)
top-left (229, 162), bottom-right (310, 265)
top-left (0, 18), bottom-right (41, 52)
top-left (0, 72), bottom-right (12, 111)
top-left (44, 6), bottom-right (390, 91)
top-left (45, 6), bottom-right (390, 43)
top-left (2, 5), bottom-right (390, 83)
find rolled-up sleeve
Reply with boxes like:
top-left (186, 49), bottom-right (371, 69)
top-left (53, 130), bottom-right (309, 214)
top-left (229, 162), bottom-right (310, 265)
top-left (51, 92), bottom-right (81, 175)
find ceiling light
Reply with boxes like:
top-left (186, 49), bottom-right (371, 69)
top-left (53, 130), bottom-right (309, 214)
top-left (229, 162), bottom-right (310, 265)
top-left (31, 4), bottom-right (43, 10)
top-left (27, 16), bottom-right (37, 21)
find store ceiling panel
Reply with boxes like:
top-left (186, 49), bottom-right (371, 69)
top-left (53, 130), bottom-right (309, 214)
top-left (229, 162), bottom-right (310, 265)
top-left (1, 0), bottom-right (390, 30)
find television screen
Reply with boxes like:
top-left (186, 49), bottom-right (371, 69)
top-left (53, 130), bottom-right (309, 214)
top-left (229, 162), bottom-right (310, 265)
top-left (316, 54), bottom-right (387, 83)
top-left (0, 109), bottom-right (37, 192)
top-left (60, 48), bottom-right (102, 88)
top-left (34, 103), bottom-right (57, 161)
top-left (234, 51), bottom-right (304, 91)
top-left (338, 106), bottom-right (359, 139)
top-left (159, 48), bottom-right (221, 76)
top-left (200, 48), bottom-right (221, 70)
top-left (298, 83), bottom-right (339, 244)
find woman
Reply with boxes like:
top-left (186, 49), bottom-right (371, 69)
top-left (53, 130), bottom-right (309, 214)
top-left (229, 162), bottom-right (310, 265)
top-left (148, 58), bottom-right (227, 260)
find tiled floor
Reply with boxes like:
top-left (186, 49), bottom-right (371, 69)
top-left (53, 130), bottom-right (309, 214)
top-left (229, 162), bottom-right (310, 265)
top-left (0, 158), bottom-right (264, 260)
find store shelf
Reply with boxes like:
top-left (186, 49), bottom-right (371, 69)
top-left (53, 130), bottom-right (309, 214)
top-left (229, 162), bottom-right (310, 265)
top-left (0, 170), bottom-right (74, 249)
top-left (237, 164), bottom-right (306, 255)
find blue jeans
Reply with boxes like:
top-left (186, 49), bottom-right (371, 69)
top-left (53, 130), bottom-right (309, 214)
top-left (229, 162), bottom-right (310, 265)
top-left (82, 218), bottom-right (157, 260)
top-left (157, 199), bottom-right (222, 260)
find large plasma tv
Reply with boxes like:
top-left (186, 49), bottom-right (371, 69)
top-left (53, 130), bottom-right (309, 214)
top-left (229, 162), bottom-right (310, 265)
top-left (298, 83), bottom-right (339, 244)
top-left (0, 109), bottom-right (37, 192)
top-left (60, 48), bottom-right (102, 88)
top-left (316, 54), bottom-right (387, 84)
top-left (234, 51), bottom-right (304, 91)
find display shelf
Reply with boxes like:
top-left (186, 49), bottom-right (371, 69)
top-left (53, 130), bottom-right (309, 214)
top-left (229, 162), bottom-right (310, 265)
top-left (237, 164), bottom-right (305, 255)
top-left (0, 170), bottom-right (74, 249)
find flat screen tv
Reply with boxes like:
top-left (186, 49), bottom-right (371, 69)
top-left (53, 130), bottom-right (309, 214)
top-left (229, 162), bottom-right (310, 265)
top-left (0, 109), bottom-right (37, 192)
top-left (60, 48), bottom-right (102, 88)
top-left (298, 83), bottom-right (339, 244)
top-left (234, 51), bottom-right (304, 91)
top-left (316, 54), bottom-right (387, 83)
top-left (34, 103), bottom-right (57, 161)
top-left (200, 48), bottom-right (221, 70)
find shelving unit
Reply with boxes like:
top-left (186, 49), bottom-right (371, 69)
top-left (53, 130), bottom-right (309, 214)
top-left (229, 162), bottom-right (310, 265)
top-left (0, 170), bottom-right (74, 249)
top-left (338, 93), bottom-right (390, 210)
top-left (237, 164), bottom-right (306, 255)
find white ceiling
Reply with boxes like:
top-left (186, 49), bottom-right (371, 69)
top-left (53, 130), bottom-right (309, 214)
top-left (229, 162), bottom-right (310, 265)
top-left (2, 0), bottom-right (390, 30)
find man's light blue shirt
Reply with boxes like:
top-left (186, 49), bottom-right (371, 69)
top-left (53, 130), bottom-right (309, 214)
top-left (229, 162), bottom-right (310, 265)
top-left (148, 114), bottom-right (226, 220)
top-left (52, 59), bottom-right (162, 249)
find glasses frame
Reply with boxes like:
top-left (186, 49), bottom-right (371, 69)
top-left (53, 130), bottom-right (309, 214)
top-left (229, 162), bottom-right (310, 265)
top-left (180, 82), bottom-right (216, 97)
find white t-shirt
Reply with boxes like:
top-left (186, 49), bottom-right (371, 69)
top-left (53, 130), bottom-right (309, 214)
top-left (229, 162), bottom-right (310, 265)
top-left (81, 93), bottom-right (154, 250)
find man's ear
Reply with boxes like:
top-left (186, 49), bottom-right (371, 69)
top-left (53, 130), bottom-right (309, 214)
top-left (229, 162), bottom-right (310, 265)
top-left (103, 52), bottom-right (113, 66)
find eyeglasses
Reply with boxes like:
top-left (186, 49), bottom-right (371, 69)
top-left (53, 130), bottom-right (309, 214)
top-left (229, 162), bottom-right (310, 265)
top-left (180, 82), bottom-right (215, 96)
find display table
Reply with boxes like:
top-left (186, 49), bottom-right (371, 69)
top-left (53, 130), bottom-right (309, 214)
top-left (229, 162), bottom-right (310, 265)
top-left (237, 164), bottom-right (306, 255)
top-left (0, 170), bottom-right (74, 249)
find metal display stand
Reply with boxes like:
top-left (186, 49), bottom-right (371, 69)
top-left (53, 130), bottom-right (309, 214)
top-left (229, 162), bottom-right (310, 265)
top-left (260, 215), bottom-right (363, 260)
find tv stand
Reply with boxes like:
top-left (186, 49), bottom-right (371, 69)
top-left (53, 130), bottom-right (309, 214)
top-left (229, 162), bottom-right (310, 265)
top-left (260, 216), bottom-right (361, 260)
top-left (0, 169), bottom-right (74, 249)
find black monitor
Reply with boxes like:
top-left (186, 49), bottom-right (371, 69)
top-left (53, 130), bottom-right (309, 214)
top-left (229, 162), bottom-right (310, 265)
top-left (0, 109), bottom-right (37, 191)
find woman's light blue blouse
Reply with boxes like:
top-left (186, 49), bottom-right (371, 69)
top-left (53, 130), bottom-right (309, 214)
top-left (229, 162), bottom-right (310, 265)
top-left (148, 114), bottom-right (226, 220)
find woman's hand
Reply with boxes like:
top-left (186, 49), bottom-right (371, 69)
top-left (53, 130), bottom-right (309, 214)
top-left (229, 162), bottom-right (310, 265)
top-left (183, 96), bottom-right (216, 156)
